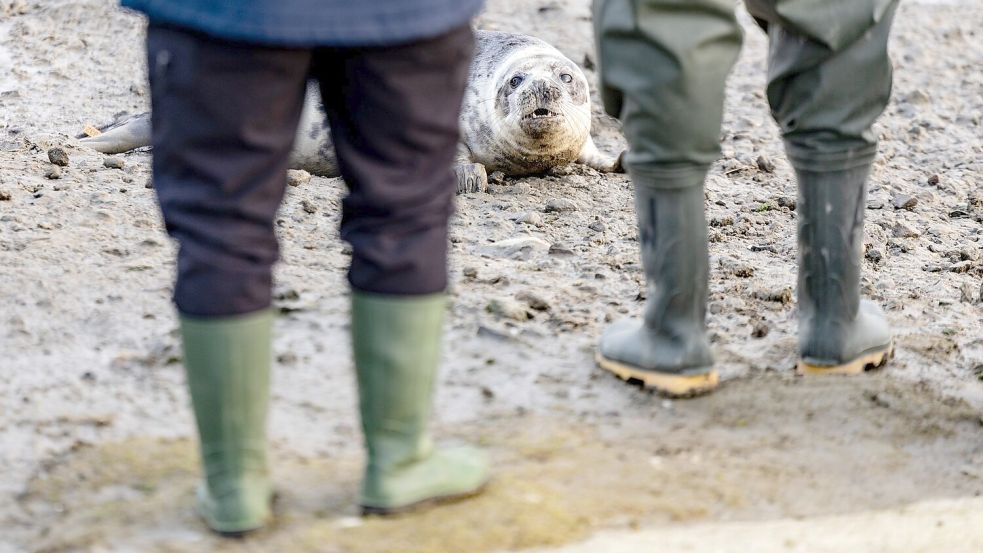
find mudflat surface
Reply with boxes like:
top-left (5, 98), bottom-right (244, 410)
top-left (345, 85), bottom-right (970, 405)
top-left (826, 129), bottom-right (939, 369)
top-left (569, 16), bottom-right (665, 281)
top-left (1, 1), bottom-right (982, 552)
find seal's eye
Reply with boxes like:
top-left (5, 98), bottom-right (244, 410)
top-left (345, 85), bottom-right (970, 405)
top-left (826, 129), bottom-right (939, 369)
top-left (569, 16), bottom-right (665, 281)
top-left (509, 75), bottom-right (523, 88)
top-left (560, 73), bottom-right (573, 84)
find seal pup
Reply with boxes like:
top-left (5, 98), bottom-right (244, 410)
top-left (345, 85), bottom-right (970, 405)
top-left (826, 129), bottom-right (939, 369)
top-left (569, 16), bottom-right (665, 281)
top-left (80, 30), bottom-right (624, 193)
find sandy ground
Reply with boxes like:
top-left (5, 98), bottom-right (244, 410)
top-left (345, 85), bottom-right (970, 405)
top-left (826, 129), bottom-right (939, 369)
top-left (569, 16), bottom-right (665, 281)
top-left (1, 1), bottom-right (982, 552)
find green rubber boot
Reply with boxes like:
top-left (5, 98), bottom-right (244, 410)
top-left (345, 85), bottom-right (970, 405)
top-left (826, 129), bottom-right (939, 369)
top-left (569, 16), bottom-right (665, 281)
top-left (352, 292), bottom-right (489, 515)
top-left (597, 181), bottom-right (717, 397)
top-left (180, 310), bottom-right (274, 536)
top-left (796, 165), bottom-right (893, 375)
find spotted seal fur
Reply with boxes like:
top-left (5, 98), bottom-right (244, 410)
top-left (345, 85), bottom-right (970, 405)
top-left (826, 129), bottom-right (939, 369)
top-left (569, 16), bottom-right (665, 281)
top-left (79, 30), bottom-right (624, 193)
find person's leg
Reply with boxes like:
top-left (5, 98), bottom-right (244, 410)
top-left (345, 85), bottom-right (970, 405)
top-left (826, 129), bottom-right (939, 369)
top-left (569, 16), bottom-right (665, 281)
top-left (312, 26), bottom-right (488, 515)
top-left (746, 0), bottom-right (897, 373)
top-left (592, 0), bottom-right (742, 396)
top-left (147, 25), bottom-right (310, 534)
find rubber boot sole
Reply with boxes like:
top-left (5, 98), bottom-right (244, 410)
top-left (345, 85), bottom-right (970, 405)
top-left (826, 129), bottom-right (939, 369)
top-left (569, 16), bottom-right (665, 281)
top-left (596, 352), bottom-right (719, 398)
top-left (797, 342), bottom-right (894, 376)
top-left (199, 491), bottom-right (277, 539)
top-left (360, 482), bottom-right (489, 517)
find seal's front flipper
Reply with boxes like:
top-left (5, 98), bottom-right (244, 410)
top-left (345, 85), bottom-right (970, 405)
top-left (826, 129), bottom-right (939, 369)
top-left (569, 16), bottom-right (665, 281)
top-left (455, 163), bottom-right (488, 194)
top-left (577, 137), bottom-right (626, 173)
top-left (78, 112), bottom-right (153, 154)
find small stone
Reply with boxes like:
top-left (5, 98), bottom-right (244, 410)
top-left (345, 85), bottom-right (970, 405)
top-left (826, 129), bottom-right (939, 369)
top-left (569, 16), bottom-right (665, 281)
top-left (548, 243), bottom-right (575, 255)
top-left (144, 180), bottom-right (154, 189)
top-left (516, 291), bottom-right (550, 311)
top-left (751, 321), bottom-right (770, 338)
top-left (462, 267), bottom-right (478, 279)
top-left (754, 287), bottom-right (793, 305)
top-left (287, 169), bottom-right (311, 187)
top-left (103, 156), bottom-right (124, 169)
top-left (892, 222), bottom-right (920, 238)
top-left (588, 219), bottom-right (606, 232)
top-left (892, 194), bottom-right (918, 210)
top-left (488, 171), bottom-right (506, 185)
top-left (927, 174), bottom-right (941, 186)
top-left (486, 298), bottom-right (531, 321)
top-left (733, 265), bottom-right (755, 278)
top-left (949, 260), bottom-right (974, 274)
top-left (865, 249), bottom-right (883, 263)
top-left (710, 216), bottom-right (734, 227)
top-left (866, 199), bottom-right (885, 210)
top-left (959, 282), bottom-right (980, 304)
top-left (903, 89), bottom-right (930, 105)
top-left (776, 197), bottom-right (796, 210)
top-left (483, 236), bottom-right (550, 259)
top-left (44, 166), bottom-right (61, 179)
top-left (755, 155), bottom-right (775, 173)
top-left (544, 198), bottom-right (578, 212)
top-left (515, 211), bottom-right (543, 226)
top-left (301, 199), bottom-right (317, 214)
top-left (0, 189), bottom-right (10, 201)
top-left (47, 147), bottom-right (69, 166)
top-left (582, 53), bottom-right (596, 71)
top-left (481, 386), bottom-right (495, 399)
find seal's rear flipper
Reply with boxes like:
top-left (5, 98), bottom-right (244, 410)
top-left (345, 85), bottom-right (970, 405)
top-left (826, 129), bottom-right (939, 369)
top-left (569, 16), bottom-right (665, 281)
top-left (78, 112), bottom-right (152, 154)
top-left (577, 136), bottom-right (626, 173)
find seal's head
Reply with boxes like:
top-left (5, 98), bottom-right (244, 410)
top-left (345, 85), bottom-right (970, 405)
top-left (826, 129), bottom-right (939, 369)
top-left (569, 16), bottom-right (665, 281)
top-left (494, 53), bottom-right (591, 149)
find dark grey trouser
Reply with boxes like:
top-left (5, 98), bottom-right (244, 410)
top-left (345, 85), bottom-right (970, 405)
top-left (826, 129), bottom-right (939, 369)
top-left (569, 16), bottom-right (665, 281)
top-left (147, 25), bottom-right (474, 317)
top-left (593, 0), bottom-right (898, 186)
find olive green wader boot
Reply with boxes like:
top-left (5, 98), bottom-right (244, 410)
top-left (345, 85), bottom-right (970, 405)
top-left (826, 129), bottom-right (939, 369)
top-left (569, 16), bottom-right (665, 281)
top-left (180, 310), bottom-right (274, 535)
top-left (796, 165), bottom-right (892, 375)
top-left (597, 180), bottom-right (717, 397)
top-left (352, 292), bottom-right (489, 515)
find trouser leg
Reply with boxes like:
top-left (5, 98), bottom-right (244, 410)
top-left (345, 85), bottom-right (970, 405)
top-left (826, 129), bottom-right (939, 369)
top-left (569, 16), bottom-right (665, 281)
top-left (149, 25), bottom-right (310, 317)
top-left (313, 27), bottom-right (473, 296)
top-left (746, 0), bottom-right (898, 170)
top-left (147, 25), bottom-right (310, 534)
top-left (592, 0), bottom-right (741, 396)
top-left (745, 0), bottom-right (897, 371)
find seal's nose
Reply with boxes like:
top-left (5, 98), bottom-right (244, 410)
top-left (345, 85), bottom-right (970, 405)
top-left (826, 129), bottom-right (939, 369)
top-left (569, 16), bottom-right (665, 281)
top-left (534, 108), bottom-right (550, 116)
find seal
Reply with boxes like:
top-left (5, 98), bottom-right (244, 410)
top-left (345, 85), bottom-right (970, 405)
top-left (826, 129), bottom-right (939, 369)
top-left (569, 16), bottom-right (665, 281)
top-left (79, 30), bottom-right (624, 193)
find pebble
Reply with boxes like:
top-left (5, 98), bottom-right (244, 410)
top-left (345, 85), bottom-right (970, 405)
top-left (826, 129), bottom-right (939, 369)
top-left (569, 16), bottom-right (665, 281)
top-left (776, 196), bottom-right (796, 210)
top-left (927, 174), bottom-right (941, 186)
top-left (103, 156), bottom-right (124, 169)
top-left (483, 236), bottom-right (550, 259)
top-left (866, 199), bottom-right (885, 210)
top-left (462, 267), bottom-right (478, 279)
top-left (486, 298), bottom-right (531, 321)
top-left (949, 261), bottom-right (974, 274)
top-left (892, 222), bottom-right (920, 238)
top-left (751, 321), bottom-right (770, 338)
top-left (515, 211), bottom-right (543, 226)
top-left (488, 171), bottom-right (506, 185)
top-left (0, 189), bottom-right (10, 201)
top-left (891, 194), bottom-right (918, 210)
top-left (548, 243), bottom-right (575, 255)
top-left (754, 287), bottom-right (793, 305)
top-left (755, 155), bottom-right (775, 173)
top-left (865, 248), bottom-right (884, 263)
top-left (544, 198), bottom-right (578, 212)
top-left (588, 219), bottom-right (606, 232)
top-left (301, 199), bottom-right (317, 214)
top-left (959, 282), bottom-right (980, 304)
top-left (47, 147), bottom-right (69, 166)
top-left (44, 166), bottom-right (61, 179)
top-left (287, 169), bottom-right (311, 187)
top-left (516, 291), bottom-right (551, 311)
top-left (733, 265), bottom-right (755, 278)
